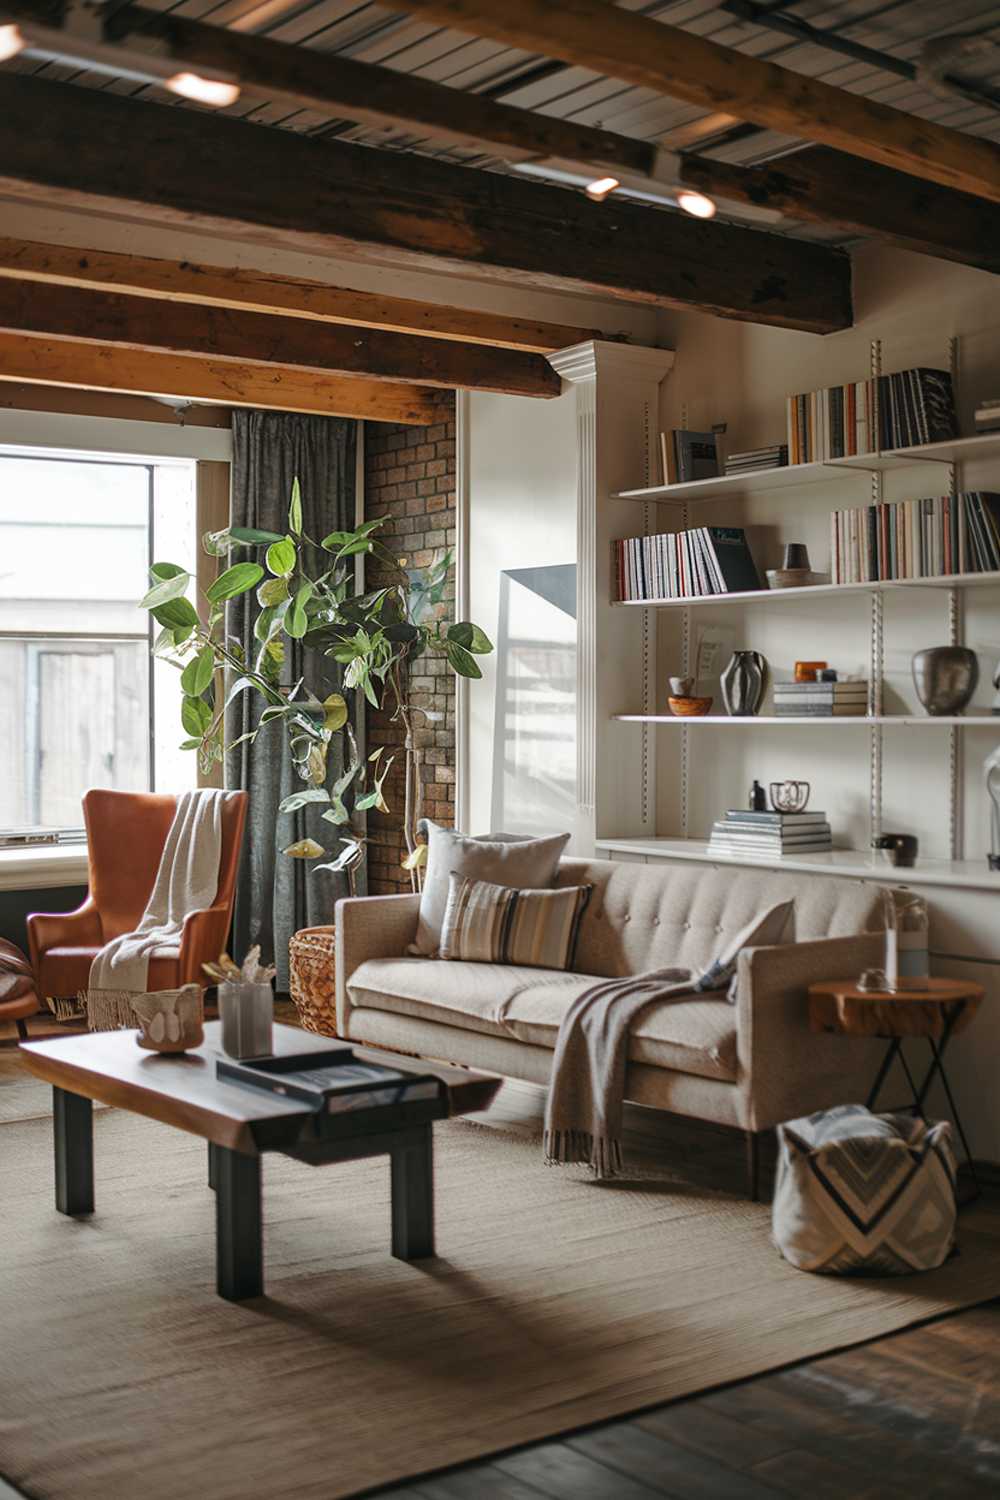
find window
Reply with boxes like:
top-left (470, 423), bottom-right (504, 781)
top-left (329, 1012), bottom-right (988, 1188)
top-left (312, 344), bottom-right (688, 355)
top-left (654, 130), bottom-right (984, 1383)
top-left (0, 447), bottom-right (198, 841)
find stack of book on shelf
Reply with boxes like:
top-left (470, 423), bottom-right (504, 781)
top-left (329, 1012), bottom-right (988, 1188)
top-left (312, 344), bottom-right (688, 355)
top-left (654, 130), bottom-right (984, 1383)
top-left (773, 680), bottom-right (869, 717)
top-left (830, 493), bottom-right (1000, 583)
top-left (708, 809), bottom-right (833, 856)
top-left (724, 444), bottom-right (788, 476)
top-left (786, 368), bottom-right (956, 463)
top-left (614, 525), bottom-right (760, 601)
top-left (974, 398), bottom-right (1000, 433)
top-left (659, 429), bottom-right (719, 484)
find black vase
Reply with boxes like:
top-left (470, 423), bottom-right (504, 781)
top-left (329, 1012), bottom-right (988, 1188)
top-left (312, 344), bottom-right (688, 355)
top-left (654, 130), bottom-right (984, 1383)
top-left (721, 650), bottom-right (767, 716)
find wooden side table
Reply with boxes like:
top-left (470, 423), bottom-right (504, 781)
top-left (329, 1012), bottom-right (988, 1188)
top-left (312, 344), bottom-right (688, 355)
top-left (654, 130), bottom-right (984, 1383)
top-left (808, 976), bottom-right (985, 1197)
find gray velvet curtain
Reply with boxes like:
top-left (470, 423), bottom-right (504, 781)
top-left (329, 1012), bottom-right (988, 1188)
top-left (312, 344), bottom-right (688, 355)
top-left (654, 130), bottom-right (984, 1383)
top-left (226, 410), bottom-right (359, 989)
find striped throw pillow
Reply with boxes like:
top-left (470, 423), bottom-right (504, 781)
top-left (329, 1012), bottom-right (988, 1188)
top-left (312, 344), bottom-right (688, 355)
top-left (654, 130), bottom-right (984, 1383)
top-left (438, 873), bottom-right (592, 969)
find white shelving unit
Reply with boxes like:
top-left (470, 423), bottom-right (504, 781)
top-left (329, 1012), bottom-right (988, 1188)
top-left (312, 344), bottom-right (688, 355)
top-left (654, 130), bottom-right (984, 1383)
top-left (595, 837), bottom-right (1000, 892)
top-left (603, 336), bottom-right (1000, 885)
top-left (614, 431), bottom-right (1000, 505)
top-left (613, 570), bottom-right (1000, 610)
top-left (613, 714), bottom-right (1000, 727)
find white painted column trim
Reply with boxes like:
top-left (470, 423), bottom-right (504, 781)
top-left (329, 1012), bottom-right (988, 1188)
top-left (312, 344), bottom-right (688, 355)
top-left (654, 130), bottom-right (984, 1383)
top-left (454, 389), bottom-right (472, 833)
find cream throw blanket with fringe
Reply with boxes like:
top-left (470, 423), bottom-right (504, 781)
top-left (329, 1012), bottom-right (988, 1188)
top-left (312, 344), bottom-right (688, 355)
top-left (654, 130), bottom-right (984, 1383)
top-left (86, 790), bottom-right (231, 1024)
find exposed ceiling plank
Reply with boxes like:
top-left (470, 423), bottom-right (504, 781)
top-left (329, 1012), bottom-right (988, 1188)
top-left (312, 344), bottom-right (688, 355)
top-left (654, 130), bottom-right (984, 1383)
top-left (100, 2), bottom-right (656, 178)
top-left (0, 237), bottom-right (603, 352)
top-left (0, 332), bottom-right (442, 424)
top-left (383, 0), bottom-right (1000, 203)
top-left (0, 75), bottom-right (852, 334)
top-left (677, 147), bottom-right (1000, 276)
top-left (0, 277), bottom-right (562, 397)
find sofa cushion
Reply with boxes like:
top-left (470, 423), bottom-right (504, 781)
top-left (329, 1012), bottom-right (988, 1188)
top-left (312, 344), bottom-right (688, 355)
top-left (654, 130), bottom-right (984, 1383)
top-left (439, 874), bottom-right (592, 969)
top-left (348, 957), bottom-right (737, 1082)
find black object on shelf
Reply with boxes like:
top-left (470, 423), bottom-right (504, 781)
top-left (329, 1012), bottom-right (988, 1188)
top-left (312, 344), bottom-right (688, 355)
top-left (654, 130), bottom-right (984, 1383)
top-left (217, 1049), bottom-right (447, 1128)
top-left (749, 779), bottom-right (768, 811)
top-left (873, 833), bottom-right (918, 869)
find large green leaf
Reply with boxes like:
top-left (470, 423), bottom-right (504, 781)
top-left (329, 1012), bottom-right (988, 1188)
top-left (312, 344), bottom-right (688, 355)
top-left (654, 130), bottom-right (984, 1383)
top-left (151, 597), bottom-right (198, 631)
top-left (206, 562), bottom-right (264, 604)
top-left (181, 694), bottom-right (213, 737)
top-left (150, 561), bottom-right (187, 581)
top-left (447, 621), bottom-right (493, 654)
top-left (179, 645), bottom-right (215, 697)
top-left (285, 581), bottom-right (314, 639)
top-left (140, 568), bottom-right (191, 611)
top-left (322, 692), bottom-right (348, 732)
top-left (228, 525), bottom-right (286, 545)
top-left (265, 537), bottom-right (297, 577)
top-left (257, 576), bottom-right (289, 607)
top-left (445, 639), bottom-right (482, 679)
top-left (288, 477), bottom-right (303, 537)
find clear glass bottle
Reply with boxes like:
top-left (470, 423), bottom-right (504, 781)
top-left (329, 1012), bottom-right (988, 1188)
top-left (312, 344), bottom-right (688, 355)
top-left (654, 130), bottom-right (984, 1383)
top-left (883, 887), bottom-right (929, 991)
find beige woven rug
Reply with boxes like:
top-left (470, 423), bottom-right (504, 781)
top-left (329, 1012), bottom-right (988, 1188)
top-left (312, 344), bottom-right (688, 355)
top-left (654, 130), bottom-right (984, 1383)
top-left (2, 1108), bottom-right (999, 1500)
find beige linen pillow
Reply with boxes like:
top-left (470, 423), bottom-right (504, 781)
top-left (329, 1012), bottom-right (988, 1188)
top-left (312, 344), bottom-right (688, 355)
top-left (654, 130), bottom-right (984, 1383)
top-left (410, 820), bottom-right (570, 956)
top-left (439, 873), bottom-right (592, 969)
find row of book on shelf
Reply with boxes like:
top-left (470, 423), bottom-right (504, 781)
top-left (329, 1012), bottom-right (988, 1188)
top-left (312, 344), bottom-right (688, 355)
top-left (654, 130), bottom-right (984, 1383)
top-left (786, 367), bottom-right (956, 464)
top-left (657, 430), bottom-right (789, 485)
top-left (708, 810), bottom-right (832, 856)
top-left (772, 681), bottom-right (869, 718)
top-left (831, 493), bottom-right (1000, 584)
top-left (614, 526), bottom-right (759, 602)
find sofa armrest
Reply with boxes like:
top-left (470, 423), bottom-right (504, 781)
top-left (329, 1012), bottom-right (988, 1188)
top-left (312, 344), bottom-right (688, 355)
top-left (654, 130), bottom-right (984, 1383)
top-left (735, 930), bottom-right (885, 1131)
top-left (27, 898), bottom-right (102, 971)
top-left (335, 894), bottom-right (421, 1035)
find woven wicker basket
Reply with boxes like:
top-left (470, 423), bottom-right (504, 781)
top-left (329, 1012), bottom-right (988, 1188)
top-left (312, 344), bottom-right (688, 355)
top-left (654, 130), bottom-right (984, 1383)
top-left (289, 925), bottom-right (338, 1036)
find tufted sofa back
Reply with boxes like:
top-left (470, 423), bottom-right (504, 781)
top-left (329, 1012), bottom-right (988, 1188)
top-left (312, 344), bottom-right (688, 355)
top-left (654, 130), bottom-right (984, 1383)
top-left (555, 858), bottom-right (884, 978)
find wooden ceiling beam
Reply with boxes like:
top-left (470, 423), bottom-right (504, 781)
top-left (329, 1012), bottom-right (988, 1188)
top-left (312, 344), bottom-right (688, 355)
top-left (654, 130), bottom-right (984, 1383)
top-left (0, 75), bottom-right (852, 334)
top-left (0, 279), bottom-right (561, 397)
top-left (0, 333), bottom-right (441, 424)
top-left (384, 0), bottom-right (1000, 204)
top-left (677, 148), bottom-right (1000, 277)
top-left (0, 237), bottom-right (602, 353)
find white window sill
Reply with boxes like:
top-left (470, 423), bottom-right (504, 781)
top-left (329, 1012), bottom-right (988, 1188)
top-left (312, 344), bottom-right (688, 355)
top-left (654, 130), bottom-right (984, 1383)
top-left (0, 844), bottom-right (89, 893)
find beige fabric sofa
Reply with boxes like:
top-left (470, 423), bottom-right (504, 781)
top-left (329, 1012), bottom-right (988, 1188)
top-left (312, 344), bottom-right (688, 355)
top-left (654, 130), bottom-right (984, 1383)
top-left (336, 856), bottom-right (886, 1195)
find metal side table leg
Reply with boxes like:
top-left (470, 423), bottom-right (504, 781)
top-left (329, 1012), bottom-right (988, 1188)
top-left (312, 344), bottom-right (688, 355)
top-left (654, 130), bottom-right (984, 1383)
top-left (215, 1146), bottom-right (263, 1301)
top-left (53, 1086), bottom-right (94, 1217)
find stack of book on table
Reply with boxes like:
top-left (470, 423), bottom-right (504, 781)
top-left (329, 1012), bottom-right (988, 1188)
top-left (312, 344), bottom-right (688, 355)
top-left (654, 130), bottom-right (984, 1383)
top-left (708, 810), bottom-right (833, 856)
top-left (773, 680), bottom-right (869, 717)
top-left (724, 444), bottom-right (788, 476)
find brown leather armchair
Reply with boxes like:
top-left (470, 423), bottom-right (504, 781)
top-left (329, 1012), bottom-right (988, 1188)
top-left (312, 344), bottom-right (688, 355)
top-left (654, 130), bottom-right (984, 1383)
top-left (28, 788), bottom-right (248, 1003)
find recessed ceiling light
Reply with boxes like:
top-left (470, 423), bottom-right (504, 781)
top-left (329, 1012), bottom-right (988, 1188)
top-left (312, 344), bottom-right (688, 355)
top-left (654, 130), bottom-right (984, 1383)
top-left (0, 23), bottom-right (26, 62)
top-left (165, 71), bottom-right (241, 108)
top-left (585, 176), bottom-right (620, 202)
top-left (677, 189), bottom-right (717, 220)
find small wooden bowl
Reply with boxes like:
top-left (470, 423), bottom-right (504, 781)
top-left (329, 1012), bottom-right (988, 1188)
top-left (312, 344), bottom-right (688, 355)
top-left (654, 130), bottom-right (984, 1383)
top-left (669, 695), bottom-right (713, 717)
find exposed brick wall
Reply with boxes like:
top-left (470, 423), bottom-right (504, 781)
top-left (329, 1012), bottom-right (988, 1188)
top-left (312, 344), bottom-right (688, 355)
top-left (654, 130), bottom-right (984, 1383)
top-left (363, 391), bottom-right (457, 895)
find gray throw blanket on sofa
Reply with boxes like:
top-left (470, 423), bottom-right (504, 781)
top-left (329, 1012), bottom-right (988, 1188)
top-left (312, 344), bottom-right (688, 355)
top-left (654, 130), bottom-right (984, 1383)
top-left (543, 898), bottom-right (796, 1177)
top-left (543, 967), bottom-right (703, 1176)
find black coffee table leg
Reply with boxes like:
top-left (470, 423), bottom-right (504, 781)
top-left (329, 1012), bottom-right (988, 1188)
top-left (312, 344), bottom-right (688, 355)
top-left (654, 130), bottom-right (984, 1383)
top-left (215, 1146), bottom-right (263, 1301)
top-left (208, 1141), bottom-right (218, 1191)
top-left (53, 1086), bottom-right (94, 1217)
top-left (390, 1124), bottom-right (434, 1261)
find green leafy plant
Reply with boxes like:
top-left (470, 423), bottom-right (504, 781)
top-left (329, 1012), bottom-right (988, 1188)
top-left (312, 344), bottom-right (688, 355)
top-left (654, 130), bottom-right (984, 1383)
top-left (141, 478), bottom-right (492, 882)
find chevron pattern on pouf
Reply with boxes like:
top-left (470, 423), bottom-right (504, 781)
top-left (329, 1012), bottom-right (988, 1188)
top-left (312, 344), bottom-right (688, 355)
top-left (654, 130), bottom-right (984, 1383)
top-left (773, 1104), bottom-right (957, 1275)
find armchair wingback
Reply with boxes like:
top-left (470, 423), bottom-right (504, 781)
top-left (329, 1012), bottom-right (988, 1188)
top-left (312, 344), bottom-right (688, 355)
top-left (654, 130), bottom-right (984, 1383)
top-left (28, 788), bottom-right (248, 1000)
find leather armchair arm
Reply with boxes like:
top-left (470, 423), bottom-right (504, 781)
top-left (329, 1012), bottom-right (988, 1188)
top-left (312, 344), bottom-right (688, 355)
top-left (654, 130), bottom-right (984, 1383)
top-left (336, 894), bottom-right (421, 1036)
top-left (179, 904), bottom-right (234, 985)
top-left (734, 931), bottom-right (885, 1132)
top-left (27, 898), bottom-right (102, 971)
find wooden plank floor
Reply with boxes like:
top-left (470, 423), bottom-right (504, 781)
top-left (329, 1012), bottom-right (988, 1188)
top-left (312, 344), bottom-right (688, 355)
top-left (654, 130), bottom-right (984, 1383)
top-left (2, 1041), bottom-right (997, 1500)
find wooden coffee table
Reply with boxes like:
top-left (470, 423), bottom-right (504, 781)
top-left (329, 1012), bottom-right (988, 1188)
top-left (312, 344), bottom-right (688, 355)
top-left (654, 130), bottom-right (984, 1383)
top-left (19, 1022), bottom-right (500, 1301)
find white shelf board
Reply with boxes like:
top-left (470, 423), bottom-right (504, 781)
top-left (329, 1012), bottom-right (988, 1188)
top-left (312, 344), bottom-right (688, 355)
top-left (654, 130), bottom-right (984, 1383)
top-left (614, 432), bottom-right (1000, 505)
top-left (614, 570), bottom-right (1000, 610)
top-left (595, 837), bottom-right (1000, 891)
top-left (613, 714), bottom-right (1000, 726)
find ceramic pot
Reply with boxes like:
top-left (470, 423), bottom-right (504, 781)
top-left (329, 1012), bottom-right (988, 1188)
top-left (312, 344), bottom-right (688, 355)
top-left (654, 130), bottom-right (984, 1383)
top-left (721, 650), bottom-right (767, 716)
top-left (912, 646), bottom-right (978, 716)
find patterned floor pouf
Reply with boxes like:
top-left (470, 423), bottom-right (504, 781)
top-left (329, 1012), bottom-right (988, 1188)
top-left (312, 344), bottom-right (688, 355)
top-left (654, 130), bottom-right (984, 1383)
top-left (773, 1103), bottom-right (957, 1275)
